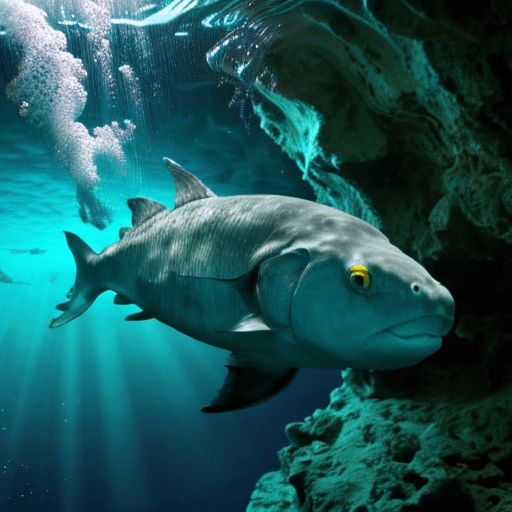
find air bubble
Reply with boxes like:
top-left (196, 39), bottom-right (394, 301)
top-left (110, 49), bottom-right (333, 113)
top-left (0, 0), bottom-right (135, 190)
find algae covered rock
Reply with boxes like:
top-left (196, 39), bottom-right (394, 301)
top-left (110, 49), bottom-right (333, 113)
top-left (249, 377), bottom-right (512, 511)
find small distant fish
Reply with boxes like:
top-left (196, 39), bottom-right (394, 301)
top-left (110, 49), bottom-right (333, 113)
top-left (0, 269), bottom-right (30, 285)
top-left (0, 270), bottom-right (13, 283)
top-left (8, 248), bottom-right (46, 255)
top-left (49, 274), bottom-right (58, 285)
top-left (50, 158), bottom-right (454, 413)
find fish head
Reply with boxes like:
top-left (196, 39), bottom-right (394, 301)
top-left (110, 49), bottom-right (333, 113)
top-left (290, 236), bottom-right (455, 371)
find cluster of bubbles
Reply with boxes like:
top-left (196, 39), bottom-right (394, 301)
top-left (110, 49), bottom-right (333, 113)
top-left (79, 0), bottom-right (116, 102)
top-left (3, 1), bottom-right (88, 126)
top-left (119, 64), bottom-right (142, 106)
top-left (51, 119), bottom-right (135, 188)
top-left (0, 0), bottom-right (135, 189)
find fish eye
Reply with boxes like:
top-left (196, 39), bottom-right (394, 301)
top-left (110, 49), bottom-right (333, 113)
top-left (347, 264), bottom-right (371, 293)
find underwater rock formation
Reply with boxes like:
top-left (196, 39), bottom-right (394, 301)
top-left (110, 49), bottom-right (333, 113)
top-left (240, 0), bottom-right (512, 510)
top-left (248, 375), bottom-right (512, 511)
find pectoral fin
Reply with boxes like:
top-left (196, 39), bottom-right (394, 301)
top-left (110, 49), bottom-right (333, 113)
top-left (201, 353), bottom-right (299, 413)
top-left (216, 313), bottom-right (287, 333)
top-left (125, 311), bottom-right (154, 321)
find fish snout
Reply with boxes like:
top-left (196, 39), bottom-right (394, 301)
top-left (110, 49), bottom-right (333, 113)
top-left (409, 279), bottom-right (455, 323)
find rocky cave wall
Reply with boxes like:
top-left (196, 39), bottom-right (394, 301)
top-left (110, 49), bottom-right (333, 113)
top-left (241, 0), bottom-right (512, 511)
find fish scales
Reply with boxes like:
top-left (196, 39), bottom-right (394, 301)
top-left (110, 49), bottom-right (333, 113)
top-left (49, 158), bottom-right (455, 413)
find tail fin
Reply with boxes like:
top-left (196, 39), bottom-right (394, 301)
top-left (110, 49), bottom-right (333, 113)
top-left (49, 231), bottom-right (103, 328)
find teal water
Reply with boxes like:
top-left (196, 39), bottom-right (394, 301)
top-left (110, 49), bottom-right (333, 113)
top-left (0, 4), bottom-right (342, 511)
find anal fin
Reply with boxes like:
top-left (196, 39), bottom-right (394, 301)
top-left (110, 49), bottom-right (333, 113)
top-left (125, 311), bottom-right (154, 321)
top-left (201, 354), bottom-right (299, 413)
top-left (56, 301), bottom-right (70, 311)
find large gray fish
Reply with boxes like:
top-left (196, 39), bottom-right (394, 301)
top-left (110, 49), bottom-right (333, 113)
top-left (50, 158), bottom-right (455, 412)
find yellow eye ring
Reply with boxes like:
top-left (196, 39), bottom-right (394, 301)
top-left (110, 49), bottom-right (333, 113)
top-left (347, 264), bottom-right (371, 293)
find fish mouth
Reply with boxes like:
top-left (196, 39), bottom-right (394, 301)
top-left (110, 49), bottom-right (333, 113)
top-left (384, 314), bottom-right (453, 340)
top-left (359, 315), bottom-right (453, 371)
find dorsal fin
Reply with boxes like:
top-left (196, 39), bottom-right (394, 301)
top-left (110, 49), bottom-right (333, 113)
top-left (127, 198), bottom-right (166, 227)
top-left (164, 157), bottom-right (217, 208)
top-left (119, 227), bottom-right (130, 240)
top-left (125, 310), bottom-right (154, 321)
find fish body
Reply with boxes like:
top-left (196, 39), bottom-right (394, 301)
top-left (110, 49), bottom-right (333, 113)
top-left (50, 158), bottom-right (455, 412)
